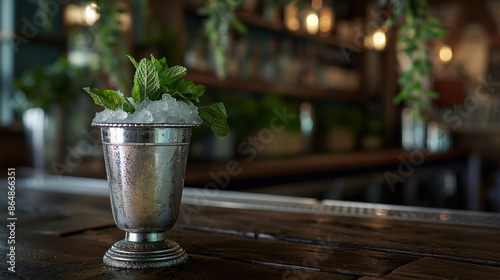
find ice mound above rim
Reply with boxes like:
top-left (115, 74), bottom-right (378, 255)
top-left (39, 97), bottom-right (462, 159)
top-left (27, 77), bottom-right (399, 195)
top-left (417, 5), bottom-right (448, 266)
top-left (92, 93), bottom-right (202, 125)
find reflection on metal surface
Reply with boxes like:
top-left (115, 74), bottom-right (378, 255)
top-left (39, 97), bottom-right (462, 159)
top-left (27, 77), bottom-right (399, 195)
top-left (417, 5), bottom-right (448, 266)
top-left (19, 173), bottom-right (500, 229)
top-left (374, 209), bottom-right (388, 217)
top-left (182, 189), bottom-right (500, 228)
top-left (95, 123), bottom-right (196, 268)
top-left (440, 211), bottom-right (451, 221)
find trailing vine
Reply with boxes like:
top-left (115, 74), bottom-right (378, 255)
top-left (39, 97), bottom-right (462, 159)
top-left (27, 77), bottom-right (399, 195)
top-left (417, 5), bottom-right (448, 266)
top-left (198, 0), bottom-right (299, 79)
top-left (198, 0), bottom-right (247, 79)
top-left (33, 0), bottom-right (443, 120)
top-left (91, 0), bottom-right (131, 91)
top-left (384, 0), bottom-right (444, 118)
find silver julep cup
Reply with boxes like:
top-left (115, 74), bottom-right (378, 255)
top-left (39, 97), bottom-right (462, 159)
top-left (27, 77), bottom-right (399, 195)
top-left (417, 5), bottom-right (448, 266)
top-left (92, 123), bottom-right (198, 269)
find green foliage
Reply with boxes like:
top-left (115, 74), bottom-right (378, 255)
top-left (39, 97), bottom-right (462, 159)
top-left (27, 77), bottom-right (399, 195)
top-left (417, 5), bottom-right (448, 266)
top-left (198, 103), bottom-right (230, 137)
top-left (92, 0), bottom-right (131, 91)
top-left (317, 103), bottom-right (365, 136)
top-left (169, 80), bottom-right (205, 104)
top-left (199, 0), bottom-right (247, 79)
top-left (14, 57), bottom-right (83, 112)
top-left (133, 58), bottom-right (162, 103)
top-left (198, 0), bottom-right (303, 79)
top-left (84, 87), bottom-right (135, 113)
top-left (85, 55), bottom-right (229, 137)
top-left (257, 95), bottom-right (301, 132)
top-left (385, 0), bottom-right (444, 118)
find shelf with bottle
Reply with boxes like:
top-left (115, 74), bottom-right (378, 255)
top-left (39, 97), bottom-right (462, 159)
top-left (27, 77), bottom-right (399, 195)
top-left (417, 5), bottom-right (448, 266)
top-left (182, 1), bottom-right (364, 101)
top-left (183, 27), bottom-right (363, 100)
top-left (182, 0), bottom-right (363, 50)
top-left (184, 70), bottom-right (366, 102)
top-left (185, 147), bottom-right (469, 185)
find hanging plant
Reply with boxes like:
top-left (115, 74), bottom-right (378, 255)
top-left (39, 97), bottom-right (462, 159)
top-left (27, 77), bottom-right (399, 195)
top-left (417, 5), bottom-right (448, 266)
top-left (198, 0), bottom-right (247, 79)
top-left (198, 0), bottom-right (302, 79)
top-left (384, 0), bottom-right (445, 118)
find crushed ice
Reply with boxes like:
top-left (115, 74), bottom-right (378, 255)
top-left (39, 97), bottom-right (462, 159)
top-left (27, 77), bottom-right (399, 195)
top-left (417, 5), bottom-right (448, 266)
top-left (92, 93), bottom-right (202, 124)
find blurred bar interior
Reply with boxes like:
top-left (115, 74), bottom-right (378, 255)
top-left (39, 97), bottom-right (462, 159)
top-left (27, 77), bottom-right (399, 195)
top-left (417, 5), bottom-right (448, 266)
top-left (2, 0), bottom-right (500, 212)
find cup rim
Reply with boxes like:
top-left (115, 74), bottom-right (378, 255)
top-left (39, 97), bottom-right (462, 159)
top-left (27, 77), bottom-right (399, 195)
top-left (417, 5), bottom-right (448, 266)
top-left (91, 122), bottom-right (201, 128)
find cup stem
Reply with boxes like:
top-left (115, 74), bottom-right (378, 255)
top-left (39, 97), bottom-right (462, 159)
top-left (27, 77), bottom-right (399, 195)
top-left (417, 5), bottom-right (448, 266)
top-left (126, 232), bottom-right (166, 243)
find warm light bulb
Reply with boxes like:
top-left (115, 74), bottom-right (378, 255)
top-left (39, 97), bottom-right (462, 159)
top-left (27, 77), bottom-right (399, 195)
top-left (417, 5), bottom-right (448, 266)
top-left (319, 16), bottom-right (331, 32)
top-left (439, 45), bottom-right (453, 63)
top-left (306, 13), bottom-right (319, 35)
top-left (319, 6), bottom-right (333, 36)
top-left (312, 0), bottom-right (323, 10)
top-left (287, 18), bottom-right (300, 31)
top-left (284, 2), bottom-right (300, 31)
top-left (372, 30), bottom-right (386, 51)
top-left (84, 3), bottom-right (99, 26)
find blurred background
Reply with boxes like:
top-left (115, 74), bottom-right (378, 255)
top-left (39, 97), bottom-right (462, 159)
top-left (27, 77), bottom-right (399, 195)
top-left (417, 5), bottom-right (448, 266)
top-left (2, 0), bottom-right (500, 212)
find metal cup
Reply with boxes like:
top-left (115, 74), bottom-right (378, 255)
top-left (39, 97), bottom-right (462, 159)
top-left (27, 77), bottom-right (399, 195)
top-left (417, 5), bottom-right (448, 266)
top-left (93, 123), bottom-right (198, 269)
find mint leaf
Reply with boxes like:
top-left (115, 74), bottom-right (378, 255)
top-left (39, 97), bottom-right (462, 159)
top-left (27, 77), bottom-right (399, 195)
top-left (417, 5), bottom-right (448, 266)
top-left (131, 73), bottom-right (140, 102)
top-left (169, 79), bottom-right (205, 103)
top-left (87, 54), bottom-right (230, 137)
top-left (161, 66), bottom-right (187, 86)
top-left (158, 57), bottom-right (167, 68)
top-left (198, 102), bottom-right (229, 137)
top-left (126, 55), bottom-right (139, 69)
top-left (150, 54), bottom-right (167, 72)
top-left (84, 87), bottom-right (135, 113)
top-left (135, 58), bottom-right (162, 102)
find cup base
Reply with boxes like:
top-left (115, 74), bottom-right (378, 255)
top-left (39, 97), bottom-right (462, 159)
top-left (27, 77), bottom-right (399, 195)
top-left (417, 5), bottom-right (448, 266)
top-left (103, 238), bottom-right (188, 269)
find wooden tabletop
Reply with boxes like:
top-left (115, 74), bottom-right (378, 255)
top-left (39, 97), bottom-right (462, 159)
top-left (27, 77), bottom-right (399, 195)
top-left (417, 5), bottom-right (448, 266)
top-left (1, 185), bottom-right (500, 279)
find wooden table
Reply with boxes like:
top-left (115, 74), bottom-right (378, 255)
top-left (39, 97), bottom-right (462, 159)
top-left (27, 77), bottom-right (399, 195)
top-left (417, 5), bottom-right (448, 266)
top-left (2, 177), bottom-right (500, 279)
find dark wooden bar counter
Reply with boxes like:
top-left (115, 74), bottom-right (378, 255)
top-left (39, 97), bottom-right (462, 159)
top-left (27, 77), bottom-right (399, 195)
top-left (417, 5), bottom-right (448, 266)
top-left (2, 176), bottom-right (500, 279)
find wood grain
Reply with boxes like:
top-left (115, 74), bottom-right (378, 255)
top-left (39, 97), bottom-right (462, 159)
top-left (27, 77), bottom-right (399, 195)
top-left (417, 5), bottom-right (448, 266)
top-left (4, 188), bottom-right (499, 279)
top-left (176, 205), bottom-right (500, 265)
top-left (2, 230), bottom-right (354, 280)
top-left (68, 226), bottom-right (418, 278)
top-left (381, 257), bottom-right (500, 280)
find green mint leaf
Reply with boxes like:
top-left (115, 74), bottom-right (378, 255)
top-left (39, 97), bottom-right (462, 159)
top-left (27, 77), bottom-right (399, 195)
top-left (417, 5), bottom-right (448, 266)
top-left (150, 54), bottom-right (162, 72)
top-left (131, 73), bottom-right (140, 102)
top-left (136, 58), bottom-right (161, 102)
top-left (169, 79), bottom-right (205, 103)
top-left (87, 54), bottom-right (230, 137)
top-left (84, 87), bottom-right (135, 113)
top-left (198, 102), bottom-right (229, 137)
top-left (126, 55), bottom-right (139, 69)
top-left (158, 57), bottom-right (167, 68)
top-left (150, 54), bottom-right (168, 73)
top-left (169, 91), bottom-right (189, 103)
top-left (161, 66), bottom-right (187, 86)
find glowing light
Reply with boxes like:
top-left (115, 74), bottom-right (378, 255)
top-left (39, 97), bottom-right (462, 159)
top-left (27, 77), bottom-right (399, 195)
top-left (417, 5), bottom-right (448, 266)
top-left (319, 16), bottom-right (331, 31)
top-left (374, 209), bottom-right (388, 217)
top-left (287, 18), bottom-right (300, 31)
top-left (440, 211), bottom-right (451, 221)
top-left (372, 30), bottom-right (386, 51)
top-left (117, 12), bottom-right (132, 31)
top-left (312, 0), bottom-right (323, 10)
top-left (439, 45), bottom-right (453, 63)
top-left (319, 7), bottom-right (333, 36)
top-left (284, 2), bottom-right (300, 31)
top-left (84, 3), bottom-right (99, 26)
top-left (306, 13), bottom-right (319, 35)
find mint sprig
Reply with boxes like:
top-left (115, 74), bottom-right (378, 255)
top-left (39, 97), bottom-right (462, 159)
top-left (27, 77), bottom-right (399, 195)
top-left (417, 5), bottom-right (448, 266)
top-left (84, 87), bottom-right (135, 113)
top-left (85, 54), bottom-right (229, 137)
top-left (134, 58), bottom-right (161, 103)
top-left (199, 103), bottom-right (229, 137)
